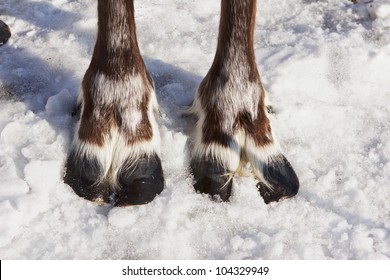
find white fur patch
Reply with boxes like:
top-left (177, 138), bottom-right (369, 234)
top-left (244, 136), bottom-right (282, 191)
top-left (90, 72), bottom-right (148, 133)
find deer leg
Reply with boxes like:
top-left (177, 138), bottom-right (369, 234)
top-left (64, 0), bottom-right (164, 206)
top-left (190, 0), bottom-right (299, 203)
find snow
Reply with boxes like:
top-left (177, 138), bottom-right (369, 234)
top-left (0, 0), bottom-right (389, 259)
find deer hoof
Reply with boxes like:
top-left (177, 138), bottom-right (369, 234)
top-left (257, 154), bottom-right (299, 204)
top-left (0, 20), bottom-right (11, 46)
top-left (190, 160), bottom-right (233, 202)
top-left (115, 154), bottom-right (164, 206)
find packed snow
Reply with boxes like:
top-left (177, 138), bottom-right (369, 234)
top-left (0, 0), bottom-right (389, 259)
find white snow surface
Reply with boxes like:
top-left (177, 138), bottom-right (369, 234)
top-left (0, 0), bottom-right (389, 260)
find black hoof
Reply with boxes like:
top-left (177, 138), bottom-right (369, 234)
top-left (115, 154), bottom-right (164, 206)
top-left (0, 20), bottom-right (11, 46)
top-left (257, 154), bottom-right (299, 204)
top-left (190, 159), bottom-right (232, 202)
top-left (64, 152), bottom-right (110, 203)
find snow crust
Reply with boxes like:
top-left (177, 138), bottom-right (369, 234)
top-left (0, 0), bottom-right (389, 259)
